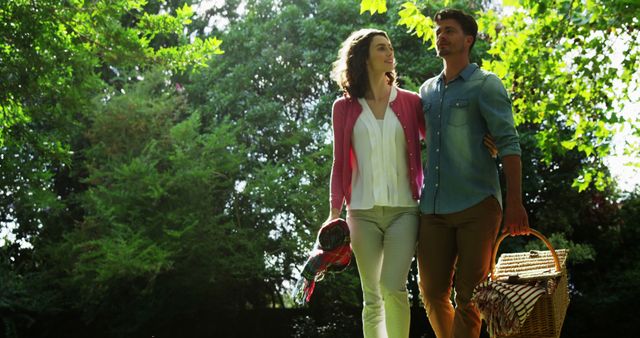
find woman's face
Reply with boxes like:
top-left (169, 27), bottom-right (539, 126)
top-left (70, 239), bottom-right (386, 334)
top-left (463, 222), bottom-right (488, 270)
top-left (366, 34), bottom-right (394, 74)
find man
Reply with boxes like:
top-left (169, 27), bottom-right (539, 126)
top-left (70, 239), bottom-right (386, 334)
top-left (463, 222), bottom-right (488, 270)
top-left (417, 8), bottom-right (530, 338)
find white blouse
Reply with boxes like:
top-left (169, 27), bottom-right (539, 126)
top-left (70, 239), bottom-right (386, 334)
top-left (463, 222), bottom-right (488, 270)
top-left (349, 87), bottom-right (417, 210)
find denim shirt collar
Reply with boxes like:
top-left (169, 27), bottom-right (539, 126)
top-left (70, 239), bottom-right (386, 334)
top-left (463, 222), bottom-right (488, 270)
top-left (437, 63), bottom-right (479, 84)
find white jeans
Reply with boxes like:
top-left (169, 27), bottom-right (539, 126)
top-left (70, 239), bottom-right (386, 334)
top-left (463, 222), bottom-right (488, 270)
top-left (347, 206), bottom-right (419, 338)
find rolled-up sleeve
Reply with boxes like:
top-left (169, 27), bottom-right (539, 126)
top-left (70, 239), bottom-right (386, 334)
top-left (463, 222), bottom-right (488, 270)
top-left (479, 74), bottom-right (521, 157)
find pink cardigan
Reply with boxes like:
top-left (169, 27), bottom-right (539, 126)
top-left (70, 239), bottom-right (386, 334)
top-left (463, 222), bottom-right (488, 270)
top-left (330, 88), bottom-right (426, 211)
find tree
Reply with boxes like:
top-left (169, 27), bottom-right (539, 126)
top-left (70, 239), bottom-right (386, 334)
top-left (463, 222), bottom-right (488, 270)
top-left (0, 0), bottom-right (223, 250)
top-left (1, 0), bottom-right (223, 335)
top-left (38, 69), bottom-right (251, 335)
top-left (187, 0), bottom-right (373, 312)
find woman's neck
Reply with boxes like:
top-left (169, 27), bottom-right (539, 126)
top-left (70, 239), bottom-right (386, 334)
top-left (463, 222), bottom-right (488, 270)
top-left (366, 72), bottom-right (391, 101)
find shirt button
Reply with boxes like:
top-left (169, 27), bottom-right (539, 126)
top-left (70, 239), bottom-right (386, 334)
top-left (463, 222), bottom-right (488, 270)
top-left (437, 131), bottom-right (440, 135)
top-left (435, 183), bottom-right (439, 187)
top-left (436, 166), bottom-right (439, 170)
top-left (437, 148), bottom-right (440, 152)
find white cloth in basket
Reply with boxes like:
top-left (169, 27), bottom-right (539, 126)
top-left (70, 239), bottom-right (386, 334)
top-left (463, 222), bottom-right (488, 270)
top-left (472, 280), bottom-right (546, 336)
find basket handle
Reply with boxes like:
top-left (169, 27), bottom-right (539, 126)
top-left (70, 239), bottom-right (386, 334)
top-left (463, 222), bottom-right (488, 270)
top-left (490, 229), bottom-right (561, 281)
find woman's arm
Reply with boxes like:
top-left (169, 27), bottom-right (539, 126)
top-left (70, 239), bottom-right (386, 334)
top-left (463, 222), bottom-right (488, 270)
top-left (328, 100), bottom-right (346, 222)
top-left (417, 99), bottom-right (426, 140)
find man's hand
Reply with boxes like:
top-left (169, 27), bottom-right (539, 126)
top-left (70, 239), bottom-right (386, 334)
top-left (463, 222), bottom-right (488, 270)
top-left (501, 155), bottom-right (529, 235)
top-left (483, 134), bottom-right (498, 158)
top-left (502, 202), bottom-right (530, 235)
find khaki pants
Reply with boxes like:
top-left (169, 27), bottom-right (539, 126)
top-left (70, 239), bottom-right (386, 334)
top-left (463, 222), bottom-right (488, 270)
top-left (417, 197), bottom-right (501, 338)
top-left (347, 206), bottom-right (419, 338)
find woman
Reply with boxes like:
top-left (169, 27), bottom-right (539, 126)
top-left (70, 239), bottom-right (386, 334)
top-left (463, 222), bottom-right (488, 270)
top-left (326, 28), bottom-right (424, 338)
top-left (326, 29), bottom-right (496, 338)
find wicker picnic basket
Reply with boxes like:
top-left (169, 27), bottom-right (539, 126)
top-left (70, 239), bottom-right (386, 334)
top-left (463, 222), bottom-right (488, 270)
top-left (489, 229), bottom-right (570, 338)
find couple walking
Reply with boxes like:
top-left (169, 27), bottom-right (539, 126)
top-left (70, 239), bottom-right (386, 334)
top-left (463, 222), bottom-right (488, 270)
top-left (325, 8), bottom-right (530, 338)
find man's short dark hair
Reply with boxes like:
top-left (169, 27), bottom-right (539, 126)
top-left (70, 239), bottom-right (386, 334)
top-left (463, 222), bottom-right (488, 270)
top-left (434, 8), bottom-right (478, 52)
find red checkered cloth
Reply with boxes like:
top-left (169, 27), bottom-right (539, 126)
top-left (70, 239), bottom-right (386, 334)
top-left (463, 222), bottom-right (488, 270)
top-left (293, 218), bottom-right (352, 304)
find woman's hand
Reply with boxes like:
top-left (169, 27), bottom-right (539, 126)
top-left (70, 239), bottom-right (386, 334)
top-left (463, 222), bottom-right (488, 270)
top-left (483, 134), bottom-right (498, 158)
top-left (324, 208), bottom-right (341, 226)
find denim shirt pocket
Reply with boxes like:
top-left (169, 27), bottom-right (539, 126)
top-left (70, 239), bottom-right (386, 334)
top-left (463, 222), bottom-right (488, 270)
top-left (448, 99), bottom-right (469, 127)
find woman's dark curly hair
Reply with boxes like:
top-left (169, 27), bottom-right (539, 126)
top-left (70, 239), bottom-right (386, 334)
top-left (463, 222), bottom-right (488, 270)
top-left (331, 29), bottom-right (396, 99)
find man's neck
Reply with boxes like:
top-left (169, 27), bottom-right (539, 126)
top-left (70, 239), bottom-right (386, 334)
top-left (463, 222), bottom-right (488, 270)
top-left (442, 56), bottom-right (470, 84)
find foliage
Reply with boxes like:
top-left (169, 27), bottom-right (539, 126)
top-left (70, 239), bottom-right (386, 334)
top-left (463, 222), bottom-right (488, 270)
top-left (186, 0), bottom-right (380, 311)
top-left (0, 0), bottom-right (222, 145)
top-left (1, 0), bottom-right (224, 335)
top-left (361, 0), bottom-right (388, 15)
top-left (39, 69), bottom-right (253, 334)
top-left (523, 232), bottom-right (595, 263)
top-left (0, 0), bottom-right (224, 260)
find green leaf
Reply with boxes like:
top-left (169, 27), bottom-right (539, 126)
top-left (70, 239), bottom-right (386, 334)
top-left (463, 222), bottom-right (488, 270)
top-left (503, 0), bottom-right (522, 7)
top-left (572, 171), bottom-right (592, 192)
top-left (126, 0), bottom-right (147, 10)
top-left (561, 140), bottom-right (577, 150)
top-left (360, 0), bottom-right (387, 15)
top-left (397, 2), bottom-right (435, 45)
top-left (176, 3), bottom-right (194, 25)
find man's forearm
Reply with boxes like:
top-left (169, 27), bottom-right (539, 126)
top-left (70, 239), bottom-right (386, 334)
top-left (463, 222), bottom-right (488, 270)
top-left (502, 155), bottom-right (523, 204)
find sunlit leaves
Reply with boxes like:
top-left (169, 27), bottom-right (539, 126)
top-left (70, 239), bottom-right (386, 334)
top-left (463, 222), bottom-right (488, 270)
top-left (398, 2), bottom-right (436, 45)
top-left (360, 0), bottom-right (387, 15)
top-left (503, 0), bottom-right (522, 7)
top-left (126, 0), bottom-right (148, 11)
top-left (572, 167), bottom-right (611, 192)
top-left (363, 0), bottom-right (438, 46)
top-left (561, 139), bottom-right (577, 150)
top-left (152, 36), bottom-right (224, 72)
top-left (65, 1), bottom-right (223, 71)
top-left (137, 3), bottom-right (194, 39)
top-left (0, 96), bottom-right (30, 147)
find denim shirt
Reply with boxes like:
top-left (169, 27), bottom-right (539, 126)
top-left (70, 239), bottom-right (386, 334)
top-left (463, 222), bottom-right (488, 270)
top-left (419, 63), bottom-right (521, 214)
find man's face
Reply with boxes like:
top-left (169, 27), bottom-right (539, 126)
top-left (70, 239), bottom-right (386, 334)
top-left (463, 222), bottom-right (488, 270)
top-left (434, 19), bottom-right (472, 58)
